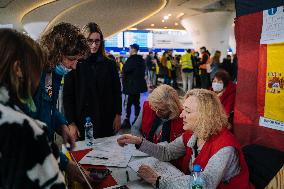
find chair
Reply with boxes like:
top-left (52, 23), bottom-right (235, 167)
top-left (243, 144), bottom-right (284, 189)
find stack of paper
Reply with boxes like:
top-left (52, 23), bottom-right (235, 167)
top-left (79, 136), bottom-right (132, 167)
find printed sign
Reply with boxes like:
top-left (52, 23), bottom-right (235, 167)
top-left (260, 6), bottom-right (284, 44)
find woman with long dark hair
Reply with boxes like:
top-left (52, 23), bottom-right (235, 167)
top-left (64, 22), bottom-right (122, 140)
top-left (0, 28), bottom-right (65, 188)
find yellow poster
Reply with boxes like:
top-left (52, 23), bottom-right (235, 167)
top-left (264, 43), bottom-right (284, 122)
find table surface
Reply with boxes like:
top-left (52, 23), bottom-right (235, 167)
top-left (63, 139), bottom-right (153, 189)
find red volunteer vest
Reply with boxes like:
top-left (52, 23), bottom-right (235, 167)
top-left (141, 101), bottom-right (185, 170)
top-left (141, 101), bottom-right (184, 143)
top-left (181, 128), bottom-right (254, 189)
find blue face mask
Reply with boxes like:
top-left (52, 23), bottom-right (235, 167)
top-left (55, 64), bottom-right (72, 76)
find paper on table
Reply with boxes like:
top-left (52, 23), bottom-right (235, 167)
top-left (125, 144), bottom-right (149, 157)
top-left (79, 136), bottom-right (132, 167)
top-left (127, 141), bottom-right (168, 157)
top-left (128, 157), bottom-right (184, 179)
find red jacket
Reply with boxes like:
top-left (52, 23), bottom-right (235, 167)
top-left (141, 101), bottom-right (184, 143)
top-left (220, 81), bottom-right (236, 115)
top-left (180, 128), bottom-right (254, 189)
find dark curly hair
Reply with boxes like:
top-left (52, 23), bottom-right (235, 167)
top-left (40, 22), bottom-right (89, 71)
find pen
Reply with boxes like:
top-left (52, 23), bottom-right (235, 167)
top-left (126, 170), bottom-right (129, 182)
top-left (86, 155), bottom-right (108, 160)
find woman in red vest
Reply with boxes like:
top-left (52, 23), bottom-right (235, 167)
top-left (212, 70), bottom-right (236, 115)
top-left (118, 89), bottom-right (253, 189)
top-left (131, 84), bottom-right (184, 143)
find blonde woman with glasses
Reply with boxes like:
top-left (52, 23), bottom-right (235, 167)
top-left (131, 84), bottom-right (184, 144)
top-left (118, 89), bottom-right (253, 189)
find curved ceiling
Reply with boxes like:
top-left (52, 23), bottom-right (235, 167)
top-left (0, 0), bottom-right (166, 39)
top-left (42, 0), bottom-right (166, 37)
top-left (0, 0), bottom-right (235, 39)
top-left (135, 0), bottom-right (235, 30)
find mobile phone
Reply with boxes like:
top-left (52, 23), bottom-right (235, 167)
top-left (88, 168), bottom-right (112, 180)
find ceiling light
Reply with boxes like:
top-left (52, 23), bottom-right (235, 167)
top-left (163, 15), bottom-right (169, 20)
top-left (129, 27), bottom-right (137, 30)
top-left (175, 22), bottom-right (179, 26)
top-left (177, 13), bottom-right (185, 19)
top-left (164, 27), bottom-right (168, 29)
top-left (162, 20), bottom-right (165, 23)
top-left (168, 14), bottom-right (172, 16)
top-left (151, 24), bottom-right (155, 27)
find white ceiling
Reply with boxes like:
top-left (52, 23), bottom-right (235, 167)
top-left (135, 0), bottom-right (235, 30)
top-left (0, 0), bottom-right (235, 39)
top-left (0, 0), bottom-right (166, 39)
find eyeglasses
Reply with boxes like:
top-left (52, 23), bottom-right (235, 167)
top-left (87, 39), bottom-right (101, 45)
top-left (150, 104), bottom-right (168, 114)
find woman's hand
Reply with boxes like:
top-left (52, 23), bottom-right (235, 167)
top-left (69, 123), bottom-right (80, 141)
top-left (138, 165), bottom-right (159, 185)
top-left (60, 125), bottom-right (76, 150)
top-left (113, 114), bottom-right (121, 133)
top-left (117, 134), bottom-right (142, 147)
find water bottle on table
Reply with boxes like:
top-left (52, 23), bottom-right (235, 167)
top-left (191, 164), bottom-right (204, 189)
top-left (85, 117), bottom-right (94, 146)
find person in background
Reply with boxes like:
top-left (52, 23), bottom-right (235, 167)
top-left (212, 70), bottom-right (236, 115)
top-left (121, 43), bottom-right (147, 128)
top-left (197, 46), bottom-right (210, 89)
top-left (221, 55), bottom-right (233, 78)
top-left (154, 52), bottom-right (160, 85)
top-left (27, 22), bottom-right (90, 183)
top-left (116, 56), bottom-right (124, 74)
top-left (209, 50), bottom-right (222, 81)
top-left (160, 51), bottom-right (170, 85)
top-left (168, 50), bottom-right (178, 88)
top-left (180, 49), bottom-right (194, 92)
top-left (117, 89), bottom-right (253, 189)
top-left (107, 53), bottom-right (116, 61)
top-left (146, 51), bottom-right (157, 88)
top-left (232, 54), bottom-right (238, 82)
top-left (64, 22), bottom-right (122, 139)
top-left (192, 50), bottom-right (201, 88)
top-left (131, 84), bottom-right (184, 143)
top-left (0, 28), bottom-right (65, 188)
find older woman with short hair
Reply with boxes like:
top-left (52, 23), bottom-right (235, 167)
top-left (118, 89), bottom-right (253, 189)
top-left (131, 84), bottom-right (184, 143)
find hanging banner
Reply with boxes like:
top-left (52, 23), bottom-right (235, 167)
top-left (259, 43), bottom-right (284, 131)
top-left (260, 6), bottom-right (284, 44)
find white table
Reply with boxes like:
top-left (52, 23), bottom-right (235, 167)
top-left (62, 138), bottom-right (153, 189)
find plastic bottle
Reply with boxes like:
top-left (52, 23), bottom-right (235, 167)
top-left (85, 117), bottom-right (94, 146)
top-left (191, 164), bottom-right (204, 189)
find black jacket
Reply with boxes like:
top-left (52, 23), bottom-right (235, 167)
top-left (63, 54), bottom-right (122, 139)
top-left (146, 55), bottom-right (156, 71)
top-left (122, 54), bottom-right (147, 95)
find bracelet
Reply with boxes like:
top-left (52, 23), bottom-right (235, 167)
top-left (155, 176), bottom-right (161, 188)
top-left (135, 137), bottom-right (143, 149)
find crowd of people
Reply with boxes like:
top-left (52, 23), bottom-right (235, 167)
top-left (0, 21), bottom-right (246, 189)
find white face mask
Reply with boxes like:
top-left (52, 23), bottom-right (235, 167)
top-left (212, 82), bottom-right (224, 92)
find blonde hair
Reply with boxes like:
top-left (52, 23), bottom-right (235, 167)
top-left (148, 85), bottom-right (182, 119)
top-left (184, 89), bottom-right (229, 141)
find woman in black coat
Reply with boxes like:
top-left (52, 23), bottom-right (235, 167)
top-left (63, 22), bottom-right (122, 140)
